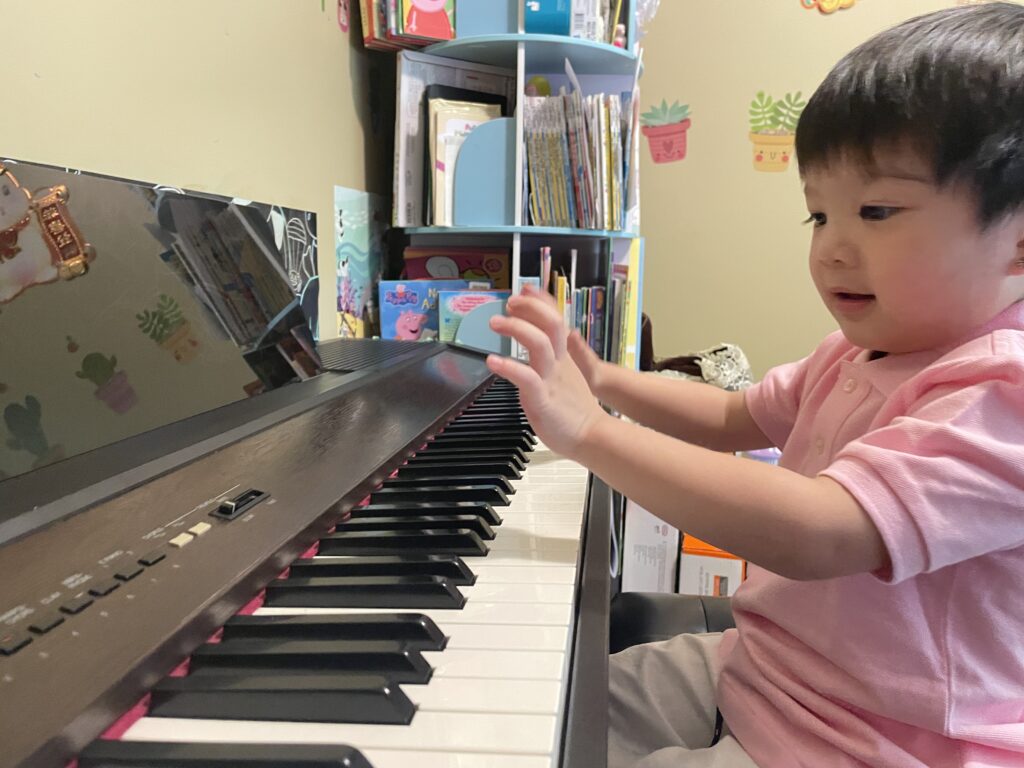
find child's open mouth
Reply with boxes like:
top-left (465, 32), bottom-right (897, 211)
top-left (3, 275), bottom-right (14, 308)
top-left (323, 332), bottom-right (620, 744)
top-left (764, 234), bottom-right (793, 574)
top-left (832, 291), bottom-right (875, 314)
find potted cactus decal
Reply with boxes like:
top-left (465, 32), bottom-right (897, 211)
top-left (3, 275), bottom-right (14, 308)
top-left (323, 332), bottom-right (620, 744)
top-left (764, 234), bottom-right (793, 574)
top-left (641, 100), bottom-right (692, 164)
top-left (76, 352), bottom-right (138, 413)
top-left (4, 396), bottom-right (64, 469)
top-left (802, 0), bottom-right (859, 14)
top-left (749, 91), bottom-right (806, 172)
top-left (137, 294), bottom-right (199, 363)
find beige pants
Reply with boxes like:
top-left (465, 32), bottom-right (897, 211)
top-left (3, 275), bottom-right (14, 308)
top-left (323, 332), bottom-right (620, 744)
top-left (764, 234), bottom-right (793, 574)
top-left (608, 632), bottom-right (760, 768)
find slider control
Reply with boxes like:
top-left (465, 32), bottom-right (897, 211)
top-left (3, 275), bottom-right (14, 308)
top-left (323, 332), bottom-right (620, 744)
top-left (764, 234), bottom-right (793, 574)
top-left (212, 488), bottom-right (268, 521)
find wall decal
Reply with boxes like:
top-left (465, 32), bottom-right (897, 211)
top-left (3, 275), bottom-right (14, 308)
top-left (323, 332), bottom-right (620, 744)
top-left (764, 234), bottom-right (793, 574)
top-left (4, 395), bottom-right (64, 469)
top-left (0, 164), bottom-right (96, 303)
top-left (801, 0), bottom-right (859, 13)
top-left (76, 352), bottom-right (138, 414)
top-left (641, 100), bottom-right (691, 164)
top-left (137, 294), bottom-right (200, 363)
top-left (748, 91), bottom-right (806, 172)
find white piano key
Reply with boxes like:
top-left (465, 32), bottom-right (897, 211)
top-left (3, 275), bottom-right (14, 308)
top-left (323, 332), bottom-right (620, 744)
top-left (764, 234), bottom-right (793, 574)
top-left (494, 512), bottom-right (583, 525)
top-left (255, 600), bottom-right (573, 626)
top-left (409, 676), bottom-right (563, 715)
top-left (461, 582), bottom-right (574, 604)
top-left (470, 552), bottom-right (577, 568)
top-left (424, 649), bottom-right (565, 680)
top-left (363, 750), bottom-right (550, 768)
top-left (123, 711), bottom-right (558, 756)
top-left (441, 623), bottom-right (569, 652)
top-left (470, 565), bottom-right (576, 584)
top-left (487, 537), bottom-right (578, 555)
top-left (496, 524), bottom-right (583, 539)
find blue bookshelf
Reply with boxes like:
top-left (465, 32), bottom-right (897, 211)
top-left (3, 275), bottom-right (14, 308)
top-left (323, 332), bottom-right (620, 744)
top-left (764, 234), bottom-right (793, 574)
top-left (425, 34), bottom-right (639, 77)
top-left (403, 226), bottom-right (639, 238)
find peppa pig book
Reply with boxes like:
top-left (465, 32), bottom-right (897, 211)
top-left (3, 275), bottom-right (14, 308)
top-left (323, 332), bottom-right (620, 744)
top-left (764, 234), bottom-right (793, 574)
top-left (400, 0), bottom-right (455, 42)
top-left (378, 279), bottom-right (468, 341)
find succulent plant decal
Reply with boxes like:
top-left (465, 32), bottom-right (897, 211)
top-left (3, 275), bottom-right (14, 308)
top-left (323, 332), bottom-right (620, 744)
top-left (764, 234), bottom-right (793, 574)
top-left (137, 294), bottom-right (185, 343)
top-left (76, 352), bottom-right (118, 387)
top-left (3, 395), bottom-right (64, 466)
top-left (641, 100), bottom-right (691, 128)
top-left (749, 91), bottom-right (806, 135)
top-left (75, 352), bottom-right (138, 412)
top-left (641, 99), bottom-right (693, 165)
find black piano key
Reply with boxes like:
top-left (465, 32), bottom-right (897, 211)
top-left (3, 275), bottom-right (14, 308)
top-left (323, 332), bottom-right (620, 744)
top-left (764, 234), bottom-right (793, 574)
top-left (396, 460), bottom-right (521, 480)
top-left (317, 528), bottom-right (489, 557)
top-left (264, 575), bottom-right (466, 609)
top-left (428, 436), bottom-right (533, 453)
top-left (149, 673), bottom-right (416, 725)
top-left (439, 427), bottom-right (536, 443)
top-left (188, 639), bottom-right (433, 684)
top-left (338, 515), bottom-right (495, 540)
top-left (381, 475), bottom-right (515, 496)
top-left (350, 502), bottom-right (503, 527)
top-left (287, 555), bottom-right (476, 587)
top-left (221, 612), bottom-right (449, 650)
top-left (443, 422), bottom-right (532, 434)
top-left (79, 739), bottom-right (372, 767)
top-left (407, 450), bottom-right (526, 470)
top-left (415, 445), bottom-right (529, 464)
top-left (369, 484), bottom-right (509, 506)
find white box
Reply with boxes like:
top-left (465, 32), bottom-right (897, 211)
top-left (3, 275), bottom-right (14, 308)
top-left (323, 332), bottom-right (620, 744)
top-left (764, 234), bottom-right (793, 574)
top-left (620, 499), bottom-right (680, 593)
top-left (677, 553), bottom-right (745, 597)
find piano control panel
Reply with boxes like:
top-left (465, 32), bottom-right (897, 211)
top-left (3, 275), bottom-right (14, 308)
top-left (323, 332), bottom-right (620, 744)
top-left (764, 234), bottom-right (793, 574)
top-left (0, 488), bottom-right (273, 663)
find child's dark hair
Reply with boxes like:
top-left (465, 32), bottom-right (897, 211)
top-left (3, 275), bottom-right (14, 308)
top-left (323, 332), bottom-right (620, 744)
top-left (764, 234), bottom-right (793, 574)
top-left (796, 2), bottom-right (1024, 226)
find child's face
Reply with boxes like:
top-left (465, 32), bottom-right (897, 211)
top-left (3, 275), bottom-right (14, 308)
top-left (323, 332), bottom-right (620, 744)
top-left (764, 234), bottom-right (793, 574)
top-left (803, 151), bottom-right (1024, 353)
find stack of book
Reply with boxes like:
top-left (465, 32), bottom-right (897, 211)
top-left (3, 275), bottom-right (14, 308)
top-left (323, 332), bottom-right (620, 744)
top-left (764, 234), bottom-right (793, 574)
top-left (524, 86), bottom-right (636, 231)
top-left (359, 0), bottom-right (455, 51)
top-left (528, 0), bottom-right (628, 46)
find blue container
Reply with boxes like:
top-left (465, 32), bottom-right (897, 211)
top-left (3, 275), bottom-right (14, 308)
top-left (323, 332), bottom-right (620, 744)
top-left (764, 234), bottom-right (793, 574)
top-left (524, 0), bottom-right (571, 36)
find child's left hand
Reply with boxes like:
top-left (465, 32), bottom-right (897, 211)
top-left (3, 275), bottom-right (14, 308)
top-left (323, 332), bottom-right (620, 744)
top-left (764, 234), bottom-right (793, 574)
top-left (486, 285), bottom-right (607, 457)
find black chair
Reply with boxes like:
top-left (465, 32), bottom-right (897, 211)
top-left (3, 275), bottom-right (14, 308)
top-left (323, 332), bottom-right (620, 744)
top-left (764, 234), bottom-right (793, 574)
top-left (610, 593), bottom-right (736, 654)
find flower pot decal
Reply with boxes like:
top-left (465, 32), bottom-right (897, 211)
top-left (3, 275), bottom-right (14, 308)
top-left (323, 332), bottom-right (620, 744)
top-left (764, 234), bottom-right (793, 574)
top-left (748, 91), bottom-right (806, 172)
top-left (137, 294), bottom-right (200, 363)
top-left (802, 0), bottom-right (858, 13)
top-left (76, 352), bottom-right (137, 413)
top-left (641, 100), bottom-right (691, 164)
top-left (4, 395), bottom-right (64, 469)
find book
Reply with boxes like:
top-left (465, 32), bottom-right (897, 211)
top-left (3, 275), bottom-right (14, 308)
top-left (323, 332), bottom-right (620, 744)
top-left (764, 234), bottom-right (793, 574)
top-left (428, 98), bottom-right (503, 226)
top-left (378, 278), bottom-right (469, 341)
top-left (525, 0), bottom-right (571, 35)
top-left (437, 289), bottom-right (511, 343)
top-left (403, 246), bottom-right (510, 288)
top-left (394, 51), bottom-right (516, 227)
top-left (401, 0), bottom-right (454, 42)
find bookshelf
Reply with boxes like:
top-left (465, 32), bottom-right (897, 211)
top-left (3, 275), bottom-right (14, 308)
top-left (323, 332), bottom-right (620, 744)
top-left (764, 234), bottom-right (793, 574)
top-left (386, 0), bottom-right (645, 369)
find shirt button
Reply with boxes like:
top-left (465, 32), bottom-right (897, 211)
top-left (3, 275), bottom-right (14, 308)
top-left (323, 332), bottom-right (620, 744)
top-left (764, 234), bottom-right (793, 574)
top-left (815, 437), bottom-right (825, 455)
top-left (843, 378), bottom-right (857, 393)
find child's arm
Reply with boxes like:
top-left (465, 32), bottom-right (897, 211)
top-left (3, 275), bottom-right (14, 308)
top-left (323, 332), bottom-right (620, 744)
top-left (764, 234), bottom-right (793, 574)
top-left (569, 332), bottom-right (772, 451)
top-left (487, 287), bottom-right (890, 581)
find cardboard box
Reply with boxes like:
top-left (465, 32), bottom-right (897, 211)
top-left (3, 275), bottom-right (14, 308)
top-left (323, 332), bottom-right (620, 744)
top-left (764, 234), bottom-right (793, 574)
top-left (677, 535), bottom-right (746, 597)
top-left (620, 499), bottom-right (680, 593)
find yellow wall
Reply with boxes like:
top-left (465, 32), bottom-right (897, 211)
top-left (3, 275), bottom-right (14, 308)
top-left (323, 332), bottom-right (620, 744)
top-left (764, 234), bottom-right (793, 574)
top-left (0, 0), bottom-right (392, 336)
top-left (638, 0), bottom-right (982, 376)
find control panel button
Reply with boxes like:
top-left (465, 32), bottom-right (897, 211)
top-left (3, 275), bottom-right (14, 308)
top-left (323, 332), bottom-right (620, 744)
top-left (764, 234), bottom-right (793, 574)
top-left (138, 550), bottom-right (166, 567)
top-left (187, 522), bottom-right (212, 537)
top-left (168, 533), bottom-right (193, 549)
top-left (0, 631), bottom-right (32, 656)
top-left (60, 595), bottom-right (94, 615)
top-left (28, 613), bottom-right (65, 635)
top-left (88, 580), bottom-right (121, 598)
top-left (114, 564), bottom-right (144, 582)
top-left (212, 488), bottom-right (267, 521)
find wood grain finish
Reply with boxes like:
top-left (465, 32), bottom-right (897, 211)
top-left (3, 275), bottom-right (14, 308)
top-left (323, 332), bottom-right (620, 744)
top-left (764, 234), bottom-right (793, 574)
top-left (0, 348), bottom-right (492, 768)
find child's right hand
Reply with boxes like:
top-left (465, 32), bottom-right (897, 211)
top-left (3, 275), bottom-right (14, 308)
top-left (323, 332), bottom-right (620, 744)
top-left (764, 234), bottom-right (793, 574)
top-left (567, 328), bottom-right (608, 397)
top-left (485, 285), bottom-right (608, 458)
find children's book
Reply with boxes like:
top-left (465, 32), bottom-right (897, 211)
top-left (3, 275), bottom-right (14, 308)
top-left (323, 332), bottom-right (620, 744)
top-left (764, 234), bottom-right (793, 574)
top-left (403, 246), bottom-right (511, 288)
top-left (401, 0), bottom-right (455, 42)
top-left (379, 279), bottom-right (469, 341)
top-left (428, 99), bottom-right (503, 226)
top-left (438, 289), bottom-right (511, 343)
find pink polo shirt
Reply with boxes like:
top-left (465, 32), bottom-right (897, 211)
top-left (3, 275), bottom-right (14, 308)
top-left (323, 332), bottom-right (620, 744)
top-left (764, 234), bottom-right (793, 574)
top-left (719, 300), bottom-right (1024, 768)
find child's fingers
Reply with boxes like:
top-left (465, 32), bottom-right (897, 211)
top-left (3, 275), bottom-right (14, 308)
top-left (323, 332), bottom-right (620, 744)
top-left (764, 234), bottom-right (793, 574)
top-left (506, 294), bottom-right (567, 355)
top-left (567, 330), bottom-right (595, 371)
top-left (520, 282), bottom-right (559, 309)
top-left (486, 353), bottom-right (543, 397)
top-left (489, 314), bottom-right (556, 376)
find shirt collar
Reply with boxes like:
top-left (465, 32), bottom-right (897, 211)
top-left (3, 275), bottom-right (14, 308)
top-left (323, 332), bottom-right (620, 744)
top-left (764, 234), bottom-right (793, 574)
top-left (843, 300), bottom-right (1024, 398)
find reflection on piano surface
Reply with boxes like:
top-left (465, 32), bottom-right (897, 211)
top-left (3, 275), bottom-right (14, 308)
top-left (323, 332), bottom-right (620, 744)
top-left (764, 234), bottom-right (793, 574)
top-left (0, 163), bottom-right (609, 768)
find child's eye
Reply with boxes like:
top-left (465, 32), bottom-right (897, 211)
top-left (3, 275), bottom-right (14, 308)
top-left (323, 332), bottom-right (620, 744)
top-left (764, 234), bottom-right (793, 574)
top-left (860, 205), bottom-right (900, 221)
top-left (803, 212), bottom-right (826, 227)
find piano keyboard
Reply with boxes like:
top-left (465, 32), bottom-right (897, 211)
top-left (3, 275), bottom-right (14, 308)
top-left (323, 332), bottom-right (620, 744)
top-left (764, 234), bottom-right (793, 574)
top-left (80, 380), bottom-right (593, 768)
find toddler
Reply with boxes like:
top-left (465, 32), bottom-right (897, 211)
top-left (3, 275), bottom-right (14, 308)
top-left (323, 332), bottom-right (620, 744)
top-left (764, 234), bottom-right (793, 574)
top-left (488, 4), bottom-right (1024, 766)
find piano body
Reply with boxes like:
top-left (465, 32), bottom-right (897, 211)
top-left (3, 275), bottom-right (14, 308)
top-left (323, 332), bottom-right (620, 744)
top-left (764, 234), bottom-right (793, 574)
top-left (0, 162), bottom-right (610, 768)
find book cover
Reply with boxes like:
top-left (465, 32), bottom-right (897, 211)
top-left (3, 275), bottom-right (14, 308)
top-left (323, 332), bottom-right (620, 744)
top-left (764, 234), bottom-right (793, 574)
top-left (379, 279), bottom-right (469, 341)
top-left (438, 289), bottom-right (511, 343)
top-left (403, 246), bottom-right (510, 288)
top-left (428, 98), bottom-right (502, 226)
top-left (401, 0), bottom-right (454, 41)
top-left (525, 0), bottom-right (571, 35)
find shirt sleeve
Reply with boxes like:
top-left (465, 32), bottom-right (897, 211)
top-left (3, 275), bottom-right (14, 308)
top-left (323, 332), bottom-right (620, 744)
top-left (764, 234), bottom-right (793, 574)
top-left (822, 357), bottom-right (1024, 584)
top-left (744, 331), bottom-right (850, 449)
